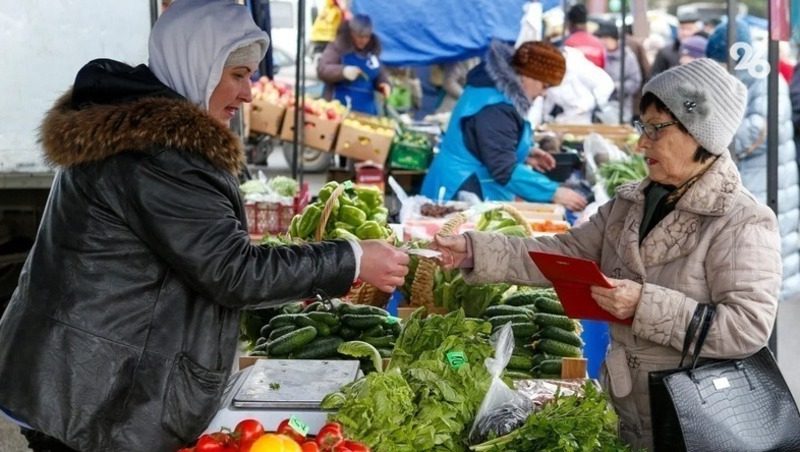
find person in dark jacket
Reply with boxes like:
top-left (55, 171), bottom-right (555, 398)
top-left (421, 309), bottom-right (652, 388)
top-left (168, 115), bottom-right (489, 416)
top-left (0, 2), bottom-right (409, 452)
top-left (317, 14), bottom-right (390, 115)
top-left (421, 41), bottom-right (587, 211)
top-left (649, 11), bottom-right (701, 80)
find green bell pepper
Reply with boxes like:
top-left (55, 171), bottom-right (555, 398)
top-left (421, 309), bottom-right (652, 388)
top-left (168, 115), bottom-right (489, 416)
top-left (331, 228), bottom-right (359, 241)
top-left (354, 185), bottom-right (384, 210)
top-left (317, 181), bottom-right (339, 203)
top-left (355, 220), bottom-right (385, 240)
top-left (334, 221), bottom-right (356, 232)
top-left (288, 214), bottom-right (302, 238)
top-left (338, 205), bottom-right (367, 227)
top-left (298, 204), bottom-right (323, 239)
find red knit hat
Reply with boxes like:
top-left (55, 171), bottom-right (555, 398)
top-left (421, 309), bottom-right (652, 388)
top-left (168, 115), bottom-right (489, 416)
top-left (511, 41), bottom-right (566, 87)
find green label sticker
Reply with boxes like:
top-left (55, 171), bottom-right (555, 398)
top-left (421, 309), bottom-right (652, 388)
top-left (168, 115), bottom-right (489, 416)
top-left (288, 415), bottom-right (309, 436)
top-left (343, 180), bottom-right (354, 190)
top-left (385, 316), bottom-right (401, 325)
top-left (446, 351), bottom-right (467, 369)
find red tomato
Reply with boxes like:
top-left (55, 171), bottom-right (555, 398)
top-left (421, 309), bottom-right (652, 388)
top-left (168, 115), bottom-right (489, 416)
top-left (301, 441), bottom-right (321, 452)
top-left (315, 422), bottom-right (344, 450)
top-left (234, 419), bottom-right (266, 451)
top-left (196, 432), bottom-right (237, 452)
top-left (277, 419), bottom-right (307, 443)
top-left (340, 440), bottom-right (369, 452)
top-left (177, 448), bottom-right (195, 452)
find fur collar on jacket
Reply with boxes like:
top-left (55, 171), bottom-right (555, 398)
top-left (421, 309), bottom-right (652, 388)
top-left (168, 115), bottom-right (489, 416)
top-left (485, 40), bottom-right (531, 117)
top-left (39, 91), bottom-right (244, 174)
top-left (616, 152), bottom-right (742, 216)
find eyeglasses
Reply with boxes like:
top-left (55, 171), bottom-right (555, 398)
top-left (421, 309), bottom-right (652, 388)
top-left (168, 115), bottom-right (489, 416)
top-left (634, 120), bottom-right (679, 140)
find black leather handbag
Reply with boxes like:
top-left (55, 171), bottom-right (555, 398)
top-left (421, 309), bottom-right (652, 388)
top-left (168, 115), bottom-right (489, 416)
top-left (649, 304), bottom-right (800, 452)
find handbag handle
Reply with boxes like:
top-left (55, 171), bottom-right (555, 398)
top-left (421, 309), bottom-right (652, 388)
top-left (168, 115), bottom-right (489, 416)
top-left (689, 304), bottom-right (716, 369)
top-left (678, 304), bottom-right (716, 368)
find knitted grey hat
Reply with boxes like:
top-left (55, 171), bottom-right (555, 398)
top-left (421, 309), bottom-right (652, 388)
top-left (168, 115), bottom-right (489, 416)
top-left (225, 41), bottom-right (265, 67)
top-left (641, 58), bottom-right (747, 155)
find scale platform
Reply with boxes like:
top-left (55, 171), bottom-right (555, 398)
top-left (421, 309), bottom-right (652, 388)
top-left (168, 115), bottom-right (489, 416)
top-left (204, 359), bottom-right (361, 433)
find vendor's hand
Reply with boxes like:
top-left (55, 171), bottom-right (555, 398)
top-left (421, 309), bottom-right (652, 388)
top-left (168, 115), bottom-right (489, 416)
top-left (591, 278), bottom-right (642, 320)
top-left (527, 148), bottom-right (557, 172)
top-left (552, 187), bottom-right (588, 211)
top-left (431, 233), bottom-right (470, 269)
top-left (378, 83), bottom-right (391, 98)
top-left (358, 240), bottom-right (410, 292)
top-left (342, 65), bottom-right (363, 81)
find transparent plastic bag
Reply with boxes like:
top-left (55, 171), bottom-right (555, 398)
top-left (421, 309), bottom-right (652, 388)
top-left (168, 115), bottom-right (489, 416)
top-left (468, 323), bottom-right (534, 445)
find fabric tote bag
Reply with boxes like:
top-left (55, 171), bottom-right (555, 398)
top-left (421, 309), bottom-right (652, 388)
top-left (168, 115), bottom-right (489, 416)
top-left (649, 303), bottom-right (800, 452)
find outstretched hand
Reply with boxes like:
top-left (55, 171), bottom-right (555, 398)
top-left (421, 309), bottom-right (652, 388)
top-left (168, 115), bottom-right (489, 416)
top-left (358, 240), bottom-right (409, 292)
top-left (430, 233), bottom-right (469, 269)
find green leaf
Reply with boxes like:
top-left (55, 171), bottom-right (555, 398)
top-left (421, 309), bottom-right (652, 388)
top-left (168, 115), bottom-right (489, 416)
top-left (338, 340), bottom-right (383, 373)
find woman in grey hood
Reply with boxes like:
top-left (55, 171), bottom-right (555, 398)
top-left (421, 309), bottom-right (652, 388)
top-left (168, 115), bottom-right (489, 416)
top-left (0, 1), bottom-right (408, 451)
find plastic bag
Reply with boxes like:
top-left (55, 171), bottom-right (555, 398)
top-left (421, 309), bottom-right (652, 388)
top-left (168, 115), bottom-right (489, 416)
top-left (468, 323), bottom-right (534, 445)
top-left (581, 132), bottom-right (628, 185)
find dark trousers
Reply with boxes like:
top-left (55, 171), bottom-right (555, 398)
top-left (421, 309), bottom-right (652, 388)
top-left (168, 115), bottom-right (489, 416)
top-left (20, 429), bottom-right (79, 452)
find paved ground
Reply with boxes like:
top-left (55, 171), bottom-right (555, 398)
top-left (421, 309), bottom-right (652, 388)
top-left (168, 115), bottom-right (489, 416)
top-left (1, 152), bottom-right (800, 451)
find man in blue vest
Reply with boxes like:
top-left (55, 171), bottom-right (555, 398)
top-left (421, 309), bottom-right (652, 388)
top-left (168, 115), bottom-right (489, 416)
top-left (422, 41), bottom-right (587, 211)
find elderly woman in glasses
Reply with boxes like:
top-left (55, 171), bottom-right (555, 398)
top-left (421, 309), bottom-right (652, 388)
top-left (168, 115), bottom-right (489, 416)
top-left (432, 58), bottom-right (782, 451)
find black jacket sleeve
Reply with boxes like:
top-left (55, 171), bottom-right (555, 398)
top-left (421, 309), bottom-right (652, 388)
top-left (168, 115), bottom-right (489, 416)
top-left (461, 103), bottom-right (524, 185)
top-left (790, 62), bottom-right (800, 132)
top-left (121, 151), bottom-right (356, 308)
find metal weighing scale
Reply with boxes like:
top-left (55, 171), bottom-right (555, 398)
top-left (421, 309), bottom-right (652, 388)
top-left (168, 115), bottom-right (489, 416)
top-left (204, 359), bottom-right (361, 433)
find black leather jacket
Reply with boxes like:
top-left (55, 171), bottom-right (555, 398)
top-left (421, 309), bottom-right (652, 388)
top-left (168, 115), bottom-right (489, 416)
top-left (0, 60), bottom-right (356, 451)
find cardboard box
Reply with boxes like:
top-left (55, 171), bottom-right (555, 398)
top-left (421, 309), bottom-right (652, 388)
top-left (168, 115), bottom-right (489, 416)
top-left (334, 116), bottom-right (395, 164)
top-left (249, 100), bottom-right (286, 136)
top-left (280, 107), bottom-right (340, 152)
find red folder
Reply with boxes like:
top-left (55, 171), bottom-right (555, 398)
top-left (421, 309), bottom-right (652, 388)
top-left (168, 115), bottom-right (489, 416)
top-left (528, 251), bottom-right (633, 325)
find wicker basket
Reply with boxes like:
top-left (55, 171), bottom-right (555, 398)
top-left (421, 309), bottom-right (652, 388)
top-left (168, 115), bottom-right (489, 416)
top-left (409, 213), bottom-right (467, 311)
top-left (316, 183), bottom-right (393, 307)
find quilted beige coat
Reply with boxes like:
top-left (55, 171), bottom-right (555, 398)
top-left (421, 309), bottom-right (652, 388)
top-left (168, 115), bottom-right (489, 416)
top-left (463, 152), bottom-right (782, 450)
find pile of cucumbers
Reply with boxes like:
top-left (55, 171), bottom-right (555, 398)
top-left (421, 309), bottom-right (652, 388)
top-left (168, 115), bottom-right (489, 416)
top-left (250, 300), bottom-right (401, 362)
top-left (483, 288), bottom-right (584, 380)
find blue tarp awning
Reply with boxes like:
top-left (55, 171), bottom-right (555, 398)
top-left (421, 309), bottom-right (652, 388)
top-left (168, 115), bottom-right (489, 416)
top-left (351, 0), bottom-right (529, 66)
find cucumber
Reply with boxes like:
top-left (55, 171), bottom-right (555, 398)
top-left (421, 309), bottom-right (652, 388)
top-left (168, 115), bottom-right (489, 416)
top-left (535, 358), bottom-right (563, 376)
top-left (489, 314), bottom-right (531, 329)
top-left (252, 341), bottom-right (268, 352)
top-left (281, 302), bottom-right (305, 314)
top-left (377, 348), bottom-right (393, 359)
top-left (302, 301), bottom-right (324, 313)
top-left (341, 314), bottom-right (386, 330)
top-left (268, 325), bottom-right (296, 341)
top-left (292, 337), bottom-right (344, 359)
top-left (267, 313), bottom-right (303, 329)
top-left (534, 297), bottom-right (565, 315)
top-left (508, 354), bottom-right (535, 371)
top-left (362, 334), bottom-right (395, 348)
top-left (539, 326), bottom-right (584, 348)
top-left (329, 324), bottom-right (341, 335)
top-left (387, 321), bottom-right (402, 337)
top-left (249, 350), bottom-right (269, 356)
top-left (345, 304), bottom-right (390, 316)
top-left (268, 326), bottom-right (318, 356)
top-left (339, 326), bottom-right (360, 340)
top-left (533, 313), bottom-right (578, 331)
top-left (307, 311), bottom-right (339, 326)
top-left (255, 336), bottom-right (268, 346)
top-left (533, 353), bottom-right (555, 366)
top-left (503, 292), bottom-right (539, 306)
top-left (535, 339), bottom-right (583, 358)
top-left (361, 325), bottom-right (385, 338)
top-left (484, 305), bottom-right (536, 318)
top-left (511, 322), bottom-right (539, 338)
top-left (259, 323), bottom-right (272, 338)
top-left (503, 370), bottom-right (534, 380)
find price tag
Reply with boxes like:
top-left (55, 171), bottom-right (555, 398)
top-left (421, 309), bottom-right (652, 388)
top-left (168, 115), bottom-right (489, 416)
top-left (288, 415), bottom-right (309, 436)
top-left (446, 351), bottom-right (467, 369)
top-left (385, 316), bottom-right (401, 325)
